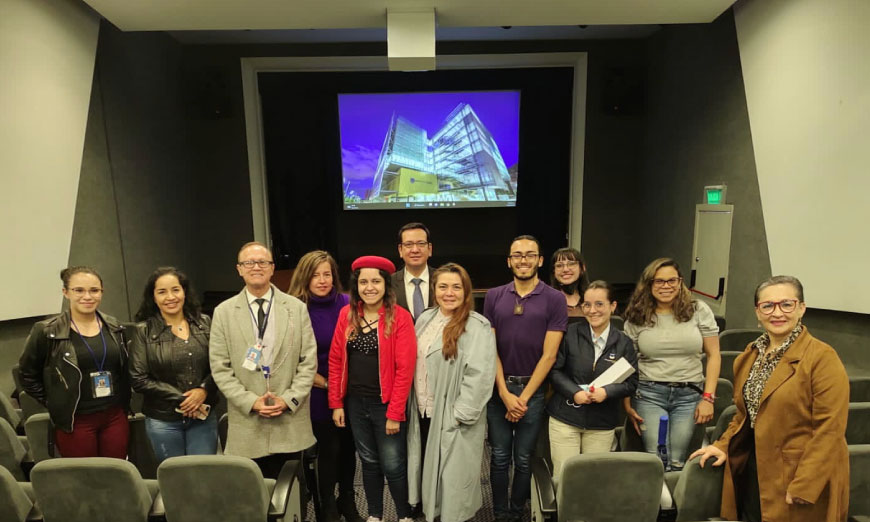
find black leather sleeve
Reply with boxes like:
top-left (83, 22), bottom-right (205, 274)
top-left (549, 331), bottom-right (580, 400)
top-left (128, 323), bottom-right (186, 403)
top-left (18, 322), bottom-right (49, 405)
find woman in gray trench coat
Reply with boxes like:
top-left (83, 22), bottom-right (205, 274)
top-left (408, 263), bottom-right (497, 522)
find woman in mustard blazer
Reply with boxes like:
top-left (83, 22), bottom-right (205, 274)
top-left (691, 275), bottom-right (849, 522)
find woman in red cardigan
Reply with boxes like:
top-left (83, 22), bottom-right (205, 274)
top-left (328, 255), bottom-right (417, 522)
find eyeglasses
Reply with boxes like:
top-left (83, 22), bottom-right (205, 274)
top-left (580, 301), bottom-right (610, 311)
top-left (68, 287), bottom-right (103, 297)
top-left (757, 299), bottom-right (799, 315)
top-left (509, 253), bottom-right (539, 262)
top-left (652, 277), bottom-right (682, 288)
top-left (238, 260), bottom-right (274, 269)
top-left (400, 241), bottom-right (430, 250)
top-left (554, 261), bottom-right (580, 270)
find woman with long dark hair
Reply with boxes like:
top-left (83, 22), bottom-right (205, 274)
top-left (407, 263), bottom-right (496, 522)
top-left (19, 266), bottom-right (131, 458)
top-left (328, 256), bottom-right (417, 522)
top-left (622, 258), bottom-right (721, 470)
top-left (129, 267), bottom-right (217, 462)
top-left (549, 248), bottom-right (589, 320)
top-left (288, 251), bottom-right (362, 522)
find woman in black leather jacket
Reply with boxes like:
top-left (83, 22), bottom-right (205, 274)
top-left (19, 266), bottom-right (131, 458)
top-left (546, 280), bottom-right (638, 482)
top-left (129, 267), bottom-right (217, 462)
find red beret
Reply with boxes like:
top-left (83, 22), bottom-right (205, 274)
top-left (351, 256), bottom-right (396, 274)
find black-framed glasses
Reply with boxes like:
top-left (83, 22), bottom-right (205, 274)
top-left (509, 253), bottom-right (539, 262)
top-left (757, 299), bottom-right (799, 315)
top-left (400, 241), bottom-right (430, 250)
top-left (652, 277), bottom-right (682, 288)
top-left (238, 260), bottom-right (274, 269)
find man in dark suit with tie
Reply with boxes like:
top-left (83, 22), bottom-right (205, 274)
top-left (391, 222), bottom-right (435, 322)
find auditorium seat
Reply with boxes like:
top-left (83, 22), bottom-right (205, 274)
top-left (850, 445), bottom-right (870, 522)
top-left (708, 405), bottom-right (738, 443)
top-left (847, 403), bottom-right (870, 445)
top-left (0, 392), bottom-right (23, 435)
top-left (718, 329), bottom-right (761, 352)
top-left (716, 351), bottom-right (742, 383)
top-left (23, 414), bottom-right (52, 463)
top-left (0, 465), bottom-right (41, 522)
top-left (157, 455), bottom-right (303, 522)
top-left (610, 315), bottom-right (625, 331)
top-left (31, 457), bottom-right (160, 522)
top-left (11, 365), bottom-right (22, 397)
top-left (851, 377), bottom-right (870, 403)
top-left (714, 315), bottom-right (726, 332)
top-left (673, 456), bottom-right (725, 522)
top-left (0, 418), bottom-right (29, 481)
top-left (712, 379), bottom-right (734, 426)
top-left (532, 451), bottom-right (663, 522)
top-left (15, 392), bottom-right (46, 423)
top-left (127, 414), bottom-right (158, 479)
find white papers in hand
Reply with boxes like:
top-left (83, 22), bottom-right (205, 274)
top-left (589, 357), bottom-right (635, 388)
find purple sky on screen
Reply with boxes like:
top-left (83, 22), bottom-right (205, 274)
top-left (339, 91), bottom-right (520, 196)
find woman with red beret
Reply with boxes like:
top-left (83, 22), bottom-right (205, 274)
top-left (328, 256), bottom-right (417, 522)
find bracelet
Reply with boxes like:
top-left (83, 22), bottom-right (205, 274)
top-left (702, 392), bottom-right (715, 404)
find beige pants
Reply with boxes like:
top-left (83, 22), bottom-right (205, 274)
top-left (548, 416), bottom-right (615, 483)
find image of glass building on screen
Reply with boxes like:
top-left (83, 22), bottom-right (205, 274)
top-left (339, 91), bottom-right (520, 210)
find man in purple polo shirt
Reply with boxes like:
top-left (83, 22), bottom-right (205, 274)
top-left (484, 235), bottom-right (568, 522)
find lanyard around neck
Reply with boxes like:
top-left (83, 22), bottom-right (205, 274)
top-left (70, 316), bottom-right (109, 372)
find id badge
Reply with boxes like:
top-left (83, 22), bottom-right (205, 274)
top-left (90, 371), bottom-right (114, 398)
top-left (242, 346), bottom-right (262, 371)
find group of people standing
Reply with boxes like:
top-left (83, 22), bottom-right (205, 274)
top-left (17, 221), bottom-right (850, 522)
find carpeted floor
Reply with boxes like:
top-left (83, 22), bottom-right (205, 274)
top-left (308, 442), bottom-right (525, 522)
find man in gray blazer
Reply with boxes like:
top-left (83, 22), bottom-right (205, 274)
top-left (209, 241), bottom-right (317, 479)
top-left (391, 222), bottom-right (435, 322)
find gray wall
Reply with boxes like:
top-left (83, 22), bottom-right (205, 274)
top-left (2, 14), bottom-right (868, 396)
top-left (632, 12), bottom-right (869, 375)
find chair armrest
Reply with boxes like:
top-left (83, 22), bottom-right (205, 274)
top-left (531, 456), bottom-right (557, 515)
top-left (148, 491), bottom-right (166, 521)
top-left (269, 458), bottom-right (303, 519)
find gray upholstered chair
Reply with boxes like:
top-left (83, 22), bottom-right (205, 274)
top-left (157, 454), bottom-right (303, 522)
top-left (712, 379), bottom-right (734, 426)
top-left (718, 329), bottom-right (761, 352)
top-left (850, 444), bottom-right (870, 522)
top-left (851, 377), bottom-right (870, 403)
top-left (715, 351), bottom-right (743, 383)
top-left (23, 414), bottom-right (53, 463)
top-left (847, 403), bottom-right (870, 445)
top-left (0, 392), bottom-right (23, 434)
top-left (30, 457), bottom-right (160, 522)
top-left (0, 465), bottom-right (41, 522)
top-left (707, 404), bottom-right (738, 444)
top-left (15, 392), bottom-right (46, 423)
top-left (673, 456), bottom-right (725, 521)
top-left (532, 452), bottom-right (663, 522)
top-left (0, 418), bottom-right (29, 481)
top-left (610, 316), bottom-right (625, 331)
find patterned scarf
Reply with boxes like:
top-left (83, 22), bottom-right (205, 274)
top-left (742, 322), bottom-right (804, 427)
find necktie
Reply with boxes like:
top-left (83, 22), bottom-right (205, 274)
top-left (411, 278), bottom-right (424, 321)
top-left (255, 298), bottom-right (266, 334)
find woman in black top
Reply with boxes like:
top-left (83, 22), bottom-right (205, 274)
top-left (546, 280), bottom-right (638, 481)
top-left (129, 267), bottom-right (217, 463)
top-left (19, 266), bottom-right (131, 458)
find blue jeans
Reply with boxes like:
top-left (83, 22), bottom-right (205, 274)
top-left (486, 383), bottom-right (546, 519)
top-left (346, 394), bottom-right (411, 519)
top-left (145, 414), bottom-right (218, 464)
top-left (632, 381), bottom-right (702, 470)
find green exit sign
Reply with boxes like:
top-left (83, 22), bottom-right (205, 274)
top-left (704, 185), bottom-right (726, 205)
